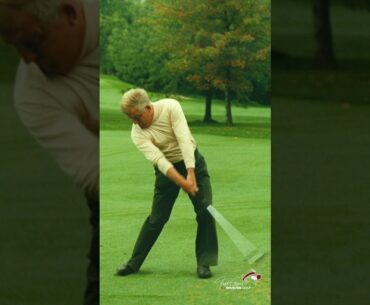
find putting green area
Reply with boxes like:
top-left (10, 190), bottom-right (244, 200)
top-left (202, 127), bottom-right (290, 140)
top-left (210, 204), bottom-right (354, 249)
top-left (100, 75), bottom-right (271, 305)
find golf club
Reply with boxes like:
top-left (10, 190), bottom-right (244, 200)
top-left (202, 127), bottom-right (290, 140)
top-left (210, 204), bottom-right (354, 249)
top-left (207, 205), bottom-right (264, 264)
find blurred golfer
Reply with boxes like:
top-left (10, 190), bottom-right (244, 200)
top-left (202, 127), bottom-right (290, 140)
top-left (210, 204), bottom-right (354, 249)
top-left (0, 0), bottom-right (98, 304)
top-left (118, 88), bottom-right (218, 279)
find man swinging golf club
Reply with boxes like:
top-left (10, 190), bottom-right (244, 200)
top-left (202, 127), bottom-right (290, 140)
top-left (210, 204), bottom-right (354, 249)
top-left (118, 88), bottom-right (218, 279)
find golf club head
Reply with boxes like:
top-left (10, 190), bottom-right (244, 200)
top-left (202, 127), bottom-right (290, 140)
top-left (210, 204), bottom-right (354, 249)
top-left (245, 250), bottom-right (265, 265)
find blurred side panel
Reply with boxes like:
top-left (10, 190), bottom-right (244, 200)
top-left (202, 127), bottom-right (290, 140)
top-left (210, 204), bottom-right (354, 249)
top-left (272, 1), bottom-right (370, 304)
top-left (0, 16), bottom-right (92, 305)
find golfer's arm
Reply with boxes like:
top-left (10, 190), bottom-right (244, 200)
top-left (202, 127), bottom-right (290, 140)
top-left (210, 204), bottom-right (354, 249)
top-left (186, 167), bottom-right (197, 185)
top-left (166, 167), bottom-right (187, 188)
top-left (166, 167), bottom-right (198, 197)
top-left (171, 101), bottom-right (196, 170)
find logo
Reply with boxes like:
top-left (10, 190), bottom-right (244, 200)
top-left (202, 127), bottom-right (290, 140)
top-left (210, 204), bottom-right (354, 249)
top-left (215, 270), bottom-right (262, 291)
top-left (242, 270), bottom-right (262, 282)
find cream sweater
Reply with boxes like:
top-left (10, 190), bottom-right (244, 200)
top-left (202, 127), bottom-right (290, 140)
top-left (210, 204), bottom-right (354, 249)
top-left (131, 99), bottom-right (197, 175)
top-left (13, 0), bottom-right (99, 193)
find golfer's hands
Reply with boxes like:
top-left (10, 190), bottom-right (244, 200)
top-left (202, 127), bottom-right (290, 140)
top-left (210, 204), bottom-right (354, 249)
top-left (181, 180), bottom-right (198, 197)
top-left (166, 166), bottom-right (198, 197)
top-left (184, 168), bottom-right (199, 197)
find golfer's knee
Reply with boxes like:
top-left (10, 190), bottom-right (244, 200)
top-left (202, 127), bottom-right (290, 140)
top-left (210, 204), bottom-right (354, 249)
top-left (147, 215), bottom-right (169, 227)
top-left (195, 202), bottom-right (211, 216)
top-left (196, 207), bottom-right (213, 221)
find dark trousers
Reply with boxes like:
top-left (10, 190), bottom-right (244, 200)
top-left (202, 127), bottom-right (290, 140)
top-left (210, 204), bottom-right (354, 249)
top-left (84, 193), bottom-right (99, 305)
top-left (127, 150), bottom-right (218, 272)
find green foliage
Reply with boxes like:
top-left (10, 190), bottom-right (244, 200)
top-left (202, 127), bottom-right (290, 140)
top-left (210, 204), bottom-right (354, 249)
top-left (149, 0), bottom-right (270, 99)
top-left (100, 0), bottom-right (271, 123)
top-left (101, 0), bottom-right (182, 92)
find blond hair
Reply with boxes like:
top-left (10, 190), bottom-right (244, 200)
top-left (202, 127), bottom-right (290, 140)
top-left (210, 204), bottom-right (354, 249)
top-left (121, 88), bottom-right (151, 114)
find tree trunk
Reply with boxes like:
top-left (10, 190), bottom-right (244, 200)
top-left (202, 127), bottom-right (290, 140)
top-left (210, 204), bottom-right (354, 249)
top-left (313, 0), bottom-right (335, 67)
top-left (203, 88), bottom-right (213, 123)
top-left (225, 67), bottom-right (233, 126)
top-left (225, 89), bottom-right (233, 126)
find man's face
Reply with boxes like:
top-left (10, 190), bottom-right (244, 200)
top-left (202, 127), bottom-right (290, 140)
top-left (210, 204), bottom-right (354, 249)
top-left (126, 105), bottom-right (154, 129)
top-left (2, 4), bottom-right (85, 77)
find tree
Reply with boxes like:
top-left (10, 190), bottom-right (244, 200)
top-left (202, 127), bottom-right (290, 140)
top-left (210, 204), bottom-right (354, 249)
top-left (101, 0), bottom-right (130, 74)
top-left (150, 0), bottom-right (270, 125)
top-left (101, 0), bottom-right (177, 91)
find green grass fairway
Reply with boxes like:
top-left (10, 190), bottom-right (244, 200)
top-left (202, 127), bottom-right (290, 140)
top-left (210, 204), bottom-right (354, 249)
top-left (100, 75), bottom-right (271, 305)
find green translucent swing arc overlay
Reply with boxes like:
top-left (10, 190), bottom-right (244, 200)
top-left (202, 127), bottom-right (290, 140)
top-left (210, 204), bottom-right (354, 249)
top-left (207, 205), bottom-right (264, 264)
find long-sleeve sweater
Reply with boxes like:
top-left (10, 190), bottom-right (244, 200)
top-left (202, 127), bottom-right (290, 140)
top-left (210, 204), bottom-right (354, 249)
top-left (131, 98), bottom-right (197, 175)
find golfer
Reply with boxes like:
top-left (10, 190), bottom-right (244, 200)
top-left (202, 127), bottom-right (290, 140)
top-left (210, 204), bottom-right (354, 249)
top-left (118, 88), bottom-right (218, 279)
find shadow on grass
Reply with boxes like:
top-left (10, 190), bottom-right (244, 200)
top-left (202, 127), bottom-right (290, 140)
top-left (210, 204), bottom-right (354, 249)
top-left (139, 269), bottom-right (196, 277)
top-left (189, 120), bottom-right (270, 139)
top-left (114, 269), bottom-right (196, 278)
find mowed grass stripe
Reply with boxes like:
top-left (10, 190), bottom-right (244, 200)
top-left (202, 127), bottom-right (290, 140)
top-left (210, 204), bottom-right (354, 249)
top-left (101, 132), bottom-right (270, 303)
